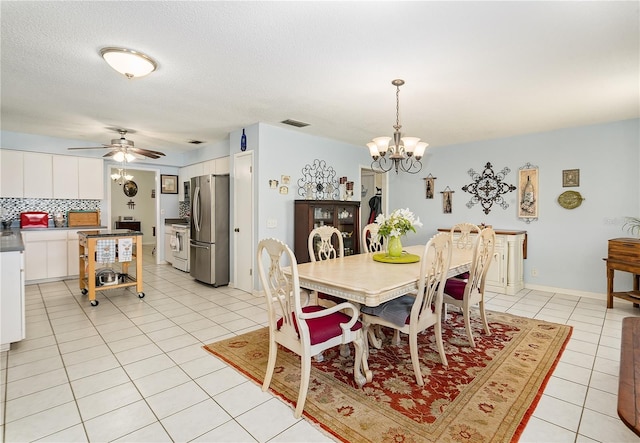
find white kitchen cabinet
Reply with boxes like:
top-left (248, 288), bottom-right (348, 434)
top-left (0, 150), bottom-right (103, 200)
top-left (202, 160), bottom-right (215, 175)
top-left (24, 152), bottom-right (53, 198)
top-left (178, 159), bottom-right (228, 201)
top-left (0, 149), bottom-right (24, 197)
top-left (78, 157), bottom-right (104, 199)
top-left (23, 230), bottom-right (68, 281)
top-left (1, 250), bottom-right (25, 351)
top-left (67, 229), bottom-right (82, 276)
top-left (53, 155), bottom-right (79, 199)
top-left (214, 156), bottom-right (230, 174)
top-left (164, 230), bottom-right (173, 264)
top-left (446, 228), bottom-right (526, 295)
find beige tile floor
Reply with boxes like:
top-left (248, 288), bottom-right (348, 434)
top-left (1, 246), bottom-right (639, 442)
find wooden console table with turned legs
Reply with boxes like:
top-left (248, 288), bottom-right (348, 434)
top-left (605, 238), bottom-right (640, 309)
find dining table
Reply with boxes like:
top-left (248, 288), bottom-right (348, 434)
top-left (291, 244), bottom-right (474, 307)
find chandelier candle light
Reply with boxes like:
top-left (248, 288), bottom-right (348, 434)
top-left (375, 208), bottom-right (423, 258)
top-left (367, 79), bottom-right (428, 174)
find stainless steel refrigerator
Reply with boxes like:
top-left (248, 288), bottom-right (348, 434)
top-left (190, 174), bottom-right (229, 286)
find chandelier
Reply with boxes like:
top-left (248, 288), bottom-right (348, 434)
top-left (367, 79), bottom-right (428, 174)
top-left (110, 152), bottom-right (135, 185)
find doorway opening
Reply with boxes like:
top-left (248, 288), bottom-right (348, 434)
top-left (360, 166), bottom-right (387, 233)
top-left (108, 166), bottom-right (161, 264)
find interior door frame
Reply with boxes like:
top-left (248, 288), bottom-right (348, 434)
top-left (107, 164), bottom-right (162, 264)
top-left (360, 165), bottom-right (388, 224)
top-left (232, 151), bottom-right (254, 293)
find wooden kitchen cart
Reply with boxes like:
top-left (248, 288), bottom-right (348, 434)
top-left (78, 230), bottom-right (144, 306)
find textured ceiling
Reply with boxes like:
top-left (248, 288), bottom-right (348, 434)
top-left (1, 1), bottom-right (638, 155)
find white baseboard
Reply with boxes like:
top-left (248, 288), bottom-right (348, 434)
top-left (524, 283), bottom-right (604, 301)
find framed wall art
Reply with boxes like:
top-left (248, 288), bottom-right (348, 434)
top-left (562, 169), bottom-right (579, 187)
top-left (160, 174), bottom-right (178, 194)
top-left (518, 163), bottom-right (538, 221)
top-left (423, 174), bottom-right (436, 199)
top-left (441, 186), bottom-right (454, 214)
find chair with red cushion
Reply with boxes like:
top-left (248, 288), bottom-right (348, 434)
top-left (443, 227), bottom-right (496, 348)
top-left (360, 232), bottom-right (452, 386)
top-left (307, 226), bottom-right (346, 306)
top-left (257, 238), bottom-right (371, 418)
top-left (450, 222), bottom-right (481, 280)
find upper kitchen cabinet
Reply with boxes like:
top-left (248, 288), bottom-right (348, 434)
top-left (78, 157), bottom-right (104, 199)
top-left (0, 149), bottom-right (24, 197)
top-left (203, 157), bottom-right (230, 175)
top-left (53, 155), bottom-right (79, 198)
top-left (24, 152), bottom-right (53, 198)
top-left (179, 157), bottom-right (229, 201)
top-left (0, 150), bottom-right (103, 200)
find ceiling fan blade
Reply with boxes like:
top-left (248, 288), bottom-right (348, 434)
top-left (130, 147), bottom-right (165, 159)
top-left (102, 151), bottom-right (116, 158)
top-left (67, 145), bottom-right (111, 150)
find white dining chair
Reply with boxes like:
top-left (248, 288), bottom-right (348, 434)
top-left (307, 226), bottom-right (346, 306)
top-left (449, 222), bottom-right (481, 280)
top-left (362, 223), bottom-right (383, 253)
top-left (442, 227), bottom-right (496, 348)
top-left (257, 238), bottom-right (370, 417)
top-left (360, 232), bottom-right (453, 386)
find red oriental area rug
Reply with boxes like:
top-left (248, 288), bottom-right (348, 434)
top-left (203, 311), bottom-right (572, 443)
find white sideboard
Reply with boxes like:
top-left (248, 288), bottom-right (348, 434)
top-left (441, 228), bottom-right (526, 295)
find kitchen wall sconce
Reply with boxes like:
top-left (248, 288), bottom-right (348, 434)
top-left (100, 47), bottom-right (158, 79)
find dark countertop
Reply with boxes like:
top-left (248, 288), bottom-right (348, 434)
top-left (20, 225), bottom-right (108, 231)
top-left (164, 218), bottom-right (189, 225)
top-left (0, 229), bottom-right (25, 253)
top-left (78, 229), bottom-right (143, 238)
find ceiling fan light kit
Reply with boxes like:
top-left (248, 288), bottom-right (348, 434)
top-left (367, 79), bottom-right (428, 174)
top-left (100, 47), bottom-right (158, 79)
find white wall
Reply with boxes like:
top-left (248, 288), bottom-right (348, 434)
top-left (389, 119), bottom-right (639, 296)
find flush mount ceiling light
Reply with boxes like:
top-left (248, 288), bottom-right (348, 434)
top-left (367, 79), bottom-right (428, 174)
top-left (100, 47), bottom-right (158, 79)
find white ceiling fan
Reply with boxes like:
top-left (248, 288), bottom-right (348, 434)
top-left (67, 129), bottom-right (166, 160)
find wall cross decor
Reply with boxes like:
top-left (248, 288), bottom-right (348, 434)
top-left (462, 162), bottom-right (516, 214)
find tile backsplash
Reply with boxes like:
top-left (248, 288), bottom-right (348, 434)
top-left (0, 198), bottom-right (102, 226)
top-left (179, 201), bottom-right (189, 218)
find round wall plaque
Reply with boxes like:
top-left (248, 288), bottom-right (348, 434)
top-left (123, 180), bottom-right (138, 197)
top-left (557, 190), bottom-right (584, 209)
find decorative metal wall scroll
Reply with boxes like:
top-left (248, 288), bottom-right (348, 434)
top-left (518, 162), bottom-right (538, 223)
top-left (297, 159), bottom-right (339, 200)
top-left (441, 186), bottom-right (454, 214)
top-left (423, 174), bottom-right (436, 199)
top-left (462, 162), bottom-right (516, 214)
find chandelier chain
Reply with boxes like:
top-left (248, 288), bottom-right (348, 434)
top-left (394, 84), bottom-right (401, 131)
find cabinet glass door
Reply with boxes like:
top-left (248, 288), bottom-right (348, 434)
top-left (313, 206), bottom-right (334, 229)
top-left (336, 205), bottom-right (356, 255)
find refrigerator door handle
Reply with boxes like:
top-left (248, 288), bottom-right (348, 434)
top-left (190, 241), bottom-right (210, 250)
top-left (193, 186), bottom-right (201, 232)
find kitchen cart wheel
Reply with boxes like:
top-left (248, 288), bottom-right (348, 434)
top-left (81, 288), bottom-right (88, 295)
top-left (138, 292), bottom-right (145, 299)
top-left (90, 300), bottom-right (99, 306)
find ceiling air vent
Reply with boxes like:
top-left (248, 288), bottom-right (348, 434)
top-left (188, 140), bottom-right (205, 144)
top-left (280, 119), bottom-right (309, 128)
